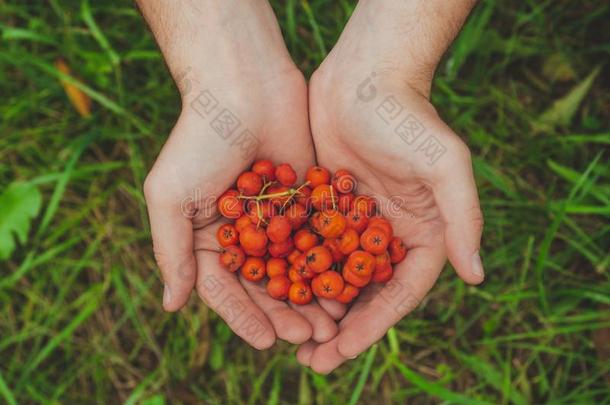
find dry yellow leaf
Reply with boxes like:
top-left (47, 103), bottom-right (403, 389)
top-left (55, 58), bottom-right (92, 118)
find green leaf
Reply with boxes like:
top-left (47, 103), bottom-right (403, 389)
top-left (141, 394), bottom-right (165, 405)
top-left (535, 67), bottom-right (600, 132)
top-left (0, 182), bottom-right (42, 260)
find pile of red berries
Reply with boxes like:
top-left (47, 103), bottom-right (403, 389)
top-left (216, 160), bottom-right (407, 305)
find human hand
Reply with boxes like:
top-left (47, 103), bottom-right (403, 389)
top-left (139, 0), bottom-right (344, 350)
top-left (297, 0), bottom-right (484, 372)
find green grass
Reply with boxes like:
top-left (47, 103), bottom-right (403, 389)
top-left (1, 0), bottom-right (609, 403)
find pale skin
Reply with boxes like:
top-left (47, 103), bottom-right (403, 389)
top-left (138, 0), bottom-right (484, 371)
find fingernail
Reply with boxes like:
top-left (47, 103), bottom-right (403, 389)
top-left (347, 354), bottom-right (358, 359)
top-left (163, 284), bottom-right (172, 307)
top-left (472, 252), bottom-right (484, 277)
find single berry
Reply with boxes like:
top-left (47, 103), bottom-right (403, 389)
top-left (268, 237), bottom-right (294, 258)
top-left (216, 223), bottom-right (239, 247)
top-left (338, 228), bottom-right (360, 255)
top-left (345, 208), bottom-right (369, 234)
top-left (252, 159), bottom-right (275, 181)
top-left (288, 281), bottom-right (313, 305)
top-left (239, 226), bottom-right (268, 252)
top-left (360, 226), bottom-right (390, 255)
top-left (294, 228), bottom-right (319, 252)
top-left (312, 270), bottom-right (345, 299)
top-left (335, 283), bottom-right (359, 304)
top-left (241, 257), bottom-right (266, 282)
top-left (266, 257), bottom-right (289, 278)
top-left (332, 169), bottom-right (357, 193)
top-left (317, 209), bottom-right (346, 239)
top-left (266, 215), bottom-right (291, 243)
top-left (342, 265), bottom-right (372, 288)
top-left (306, 166), bottom-right (331, 187)
top-left (305, 245), bottom-right (333, 273)
top-left (218, 189), bottom-right (244, 219)
top-left (237, 171), bottom-right (263, 196)
top-left (275, 163), bottom-right (297, 186)
top-left (345, 250), bottom-right (375, 277)
top-left (219, 245), bottom-right (246, 273)
top-left (388, 237), bottom-right (407, 264)
top-left (368, 216), bottom-right (394, 239)
top-left (352, 195), bottom-right (377, 216)
top-left (266, 275), bottom-right (291, 300)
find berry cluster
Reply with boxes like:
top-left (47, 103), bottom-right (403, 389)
top-left (216, 160), bottom-right (407, 305)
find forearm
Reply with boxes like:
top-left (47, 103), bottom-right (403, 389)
top-left (333, 0), bottom-right (477, 86)
top-left (136, 0), bottom-right (294, 96)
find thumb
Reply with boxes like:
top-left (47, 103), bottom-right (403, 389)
top-left (432, 144), bottom-right (485, 284)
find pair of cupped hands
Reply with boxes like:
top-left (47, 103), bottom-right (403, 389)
top-left (140, 0), bottom-right (484, 374)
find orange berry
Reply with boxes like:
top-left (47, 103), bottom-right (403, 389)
top-left (388, 237), bottom-right (408, 264)
top-left (291, 253), bottom-right (315, 279)
top-left (372, 263), bottom-right (393, 283)
top-left (342, 266), bottom-right (372, 288)
top-left (337, 192), bottom-right (355, 214)
top-left (219, 245), bottom-right (245, 273)
top-left (346, 250), bottom-right (375, 277)
top-left (368, 216), bottom-right (394, 239)
top-left (268, 237), bottom-right (294, 258)
top-left (294, 228), bottom-right (319, 252)
top-left (305, 246), bottom-right (333, 273)
top-left (335, 283), bottom-right (359, 304)
top-left (252, 159), bottom-right (275, 182)
top-left (241, 257), bottom-right (266, 282)
top-left (323, 238), bottom-right (345, 263)
top-left (309, 211), bottom-right (322, 234)
top-left (267, 185), bottom-right (292, 208)
top-left (267, 258), bottom-right (288, 278)
top-left (352, 195), bottom-right (377, 216)
top-left (312, 270), bottom-right (344, 299)
top-left (266, 215), bottom-right (291, 243)
top-left (218, 189), bottom-right (244, 219)
top-left (239, 226), bottom-right (268, 252)
top-left (288, 281), bottom-right (313, 305)
top-left (338, 228), bottom-right (360, 255)
top-left (216, 223), bottom-right (239, 247)
top-left (237, 171), bottom-right (263, 196)
top-left (287, 249), bottom-right (302, 264)
top-left (360, 226), bottom-right (390, 255)
top-left (266, 275), bottom-right (290, 300)
top-left (295, 185), bottom-right (312, 208)
top-left (235, 215), bottom-right (253, 233)
top-left (275, 163), bottom-right (297, 186)
top-left (288, 267), bottom-right (304, 283)
top-left (310, 184), bottom-right (338, 211)
top-left (246, 200), bottom-right (276, 226)
top-left (243, 246), bottom-right (267, 257)
top-left (306, 166), bottom-right (331, 187)
top-left (332, 169), bottom-right (356, 194)
top-left (375, 252), bottom-right (392, 273)
top-left (373, 252), bottom-right (394, 282)
top-left (345, 209), bottom-right (369, 234)
top-left (286, 202), bottom-right (309, 229)
top-left (317, 209), bottom-right (346, 239)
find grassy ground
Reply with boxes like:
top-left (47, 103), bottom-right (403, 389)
top-left (1, 0), bottom-right (609, 403)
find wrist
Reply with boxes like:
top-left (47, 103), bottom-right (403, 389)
top-left (324, 0), bottom-right (477, 93)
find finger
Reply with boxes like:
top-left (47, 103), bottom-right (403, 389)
top-left (335, 245), bottom-right (445, 359)
top-left (195, 250), bottom-right (276, 350)
top-left (144, 175), bottom-right (197, 312)
top-left (309, 335), bottom-right (349, 375)
top-left (316, 298), bottom-right (347, 320)
top-left (289, 301), bottom-right (338, 343)
top-left (296, 340), bottom-right (318, 367)
top-left (239, 277), bottom-right (312, 344)
top-left (433, 142), bottom-right (485, 284)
